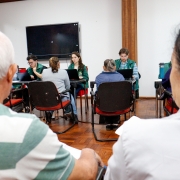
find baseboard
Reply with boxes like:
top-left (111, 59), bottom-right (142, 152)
top-left (77, 96), bottom-right (156, 100)
top-left (139, 97), bottom-right (156, 99)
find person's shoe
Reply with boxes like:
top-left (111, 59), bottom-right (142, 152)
top-left (106, 124), bottom-right (113, 131)
top-left (64, 112), bottom-right (72, 119)
top-left (45, 111), bottom-right (52, 124)
top-left (111, 124), bottom-right (119, 130)
top-left (25, 106), bottom-right (30, 113)
top-left (74, 114), bottom-right (78, 124)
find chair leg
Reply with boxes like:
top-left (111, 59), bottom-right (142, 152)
top-left (80, 96), bottom-right (82, 115)
top-left (85, 93), bottom-right (88, 113)
top-left (92, 111), bottom-right (117, 142)
top-left (53, 104), bottom-right (76, 134)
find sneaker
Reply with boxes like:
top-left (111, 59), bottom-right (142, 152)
top-left (25, 106), bottom-right (30, 113)
top-left (111, 124), bottom-right (119, 130)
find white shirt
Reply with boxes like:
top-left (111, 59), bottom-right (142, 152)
top-left (105, 111), bottom-right (180, 180)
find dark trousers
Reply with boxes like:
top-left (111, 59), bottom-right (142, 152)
top-left (99, 115), bottom-right (120, 124)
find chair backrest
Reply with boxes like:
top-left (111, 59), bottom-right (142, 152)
top-left (158, 62), bottom-right (171, 79)
top-left (96, 81), bottom-right (132, 112)
top-left (28, 81), bottom-right (61, 108)
top-left (18, 68), bottom-right (26, 73)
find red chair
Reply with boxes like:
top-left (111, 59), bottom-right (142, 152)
top-left (90, 81), bottom-right (135, 142)
top-left (18, 68), bottom-right (26, 73)
top-left (3, 88), bottom-right (25, 112)
top-left (77, 88), bottom-right (88, 115)
top-left (162, 90), bottom-right (179, 116)
top-left (28, 81), bottom-right (76, 134)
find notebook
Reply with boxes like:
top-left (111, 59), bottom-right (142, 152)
top-left (117, 69), bottom-right (133, 79)
top-left (17, 72), bottom-right (32, 81)
top-left (66, 69), bottom-right (80, 80)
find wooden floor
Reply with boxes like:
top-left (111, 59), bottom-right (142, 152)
top-left (48, 98), bottom-right (156, 165)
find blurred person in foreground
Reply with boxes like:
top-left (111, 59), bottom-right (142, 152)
top-left (0, 31), bottom-right (103, 179)
top-left (105, 29), bottom-right (180, 180)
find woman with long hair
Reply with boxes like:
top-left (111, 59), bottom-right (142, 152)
top-left (42, 57), bottom-right (78, 122)
top-left (68, 52), bottom-right (89, 95)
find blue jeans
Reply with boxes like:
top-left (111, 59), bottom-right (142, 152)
top-left (61, 94), bottom-right (77, 115)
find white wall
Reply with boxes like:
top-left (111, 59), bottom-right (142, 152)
top-left (137, 0), bottom-right (180, 97)
top-left (2, 0), bottom-right (179, 97)
top-left (0, 0), bottom-right (122, 90)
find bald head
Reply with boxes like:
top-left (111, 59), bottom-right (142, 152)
top-left (0, 31), bottom-right (15, 80)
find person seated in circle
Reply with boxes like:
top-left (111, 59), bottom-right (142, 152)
top-left (42, 57), bottom-right (78, 122)
top-left (104, 28), bottom-right (180, 180)
top-left (115, 48), bottom-right (139, 97)
top-left (95, 59), bottom-right (125, 130)
top-left (68, 52), bottom-right (89, 95)
top-left (27, 54), bottom-right (47, 81)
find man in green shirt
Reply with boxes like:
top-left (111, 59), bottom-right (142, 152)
top-left (27, 54), bottom-right (46, 81)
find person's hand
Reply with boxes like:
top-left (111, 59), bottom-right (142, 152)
top-left (79, 76), bottom-right (83, 79)
top-left (30, 75), bottom-right (34, 79)
top-left (33, 67), bottom-right (36, 72)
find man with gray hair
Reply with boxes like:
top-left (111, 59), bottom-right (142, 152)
top-left (0, 31), bottom-right (103, 179)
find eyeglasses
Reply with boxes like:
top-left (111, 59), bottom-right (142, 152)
top-left (27, 62), bottom-right (34, 65)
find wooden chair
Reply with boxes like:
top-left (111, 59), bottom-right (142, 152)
top-left (28, 81), bottom-right (76, 134)
top-left (90, 81), bottom-right (135, 142)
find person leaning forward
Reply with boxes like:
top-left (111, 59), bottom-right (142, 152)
top-left (115, 48), bottom-right (139, 96)
top-left (26, 54), bottom-right (46, 81)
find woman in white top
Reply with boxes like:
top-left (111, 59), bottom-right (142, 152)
top-left (104, 29), bottom-right (180, 180)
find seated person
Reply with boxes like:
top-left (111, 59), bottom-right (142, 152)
top-left (104, 29), bottom-right (180, 180)
top-left (115, 48), bottom-right (139, 96)
top-left (95, 59), bottom-right (125, 130)
top-left (42, 57), bottom-right (78, 122)
top-left (68, 52), bottom-right (89, 95)
top-left (26, 54), bottom-right (47, 81)
top-left (0, 31), bottom-right (103, 180)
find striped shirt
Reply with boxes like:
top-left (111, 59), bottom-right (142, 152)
top-left (0, 104), bottom-right (75, 180)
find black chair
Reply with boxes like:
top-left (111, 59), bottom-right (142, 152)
top-left (96, 166), bottom-right (106, 180)
top-left (3, 88), bottom-right (25, 112)
top-left (28, 81), bottom-right (76, 134)
top-left (160, 89), bottom-right (179, 116)
top-left (90, 81), bottom-right (135, 142)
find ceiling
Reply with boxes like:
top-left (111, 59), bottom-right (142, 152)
top-left (0, 0), bottom-right (24, 3)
